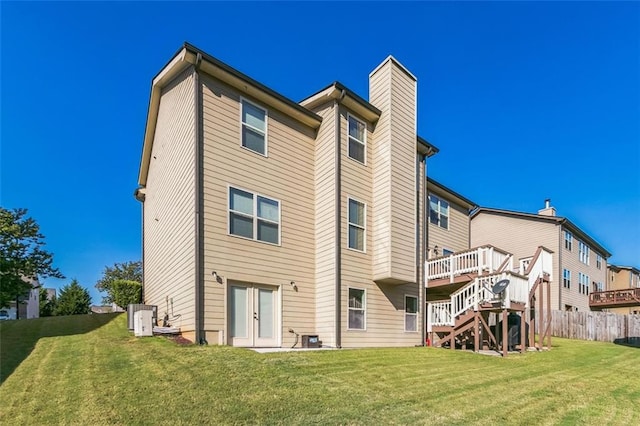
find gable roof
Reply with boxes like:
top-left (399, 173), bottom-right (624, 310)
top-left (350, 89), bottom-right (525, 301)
top-left (470, 207), bottom-right (611, 258)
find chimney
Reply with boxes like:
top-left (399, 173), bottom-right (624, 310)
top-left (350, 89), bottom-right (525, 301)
top-left (538, 198), bottom-right (556, 216)
top-left (369, 56), bottom-right (417, 284)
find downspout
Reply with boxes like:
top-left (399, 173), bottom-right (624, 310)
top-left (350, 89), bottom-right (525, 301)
top-left (194, 53), bottom-right (206, 344)
top-left (335, 89), bottom-right (346, 348)
top-left (558, 224), bottom-right (562, 310)
top-left (421, 154), bottom-right (428, 346)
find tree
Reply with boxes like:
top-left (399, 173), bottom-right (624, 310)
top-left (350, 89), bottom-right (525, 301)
top-left (55, 279), bottom-right (91, 316)
top-left (111, 280), bottom-right (142, 308)
top-left (39, 287), bottom-right (56, 317)
top-left (95, 261), bottom-right (141, 304)
top-left (0, 207), bottom-right (63, 309)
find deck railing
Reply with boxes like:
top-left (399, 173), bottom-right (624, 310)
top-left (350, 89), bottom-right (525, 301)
top-left (590, 288), bottom-right (640, 307)
top-left (426, 245), bottom-right (511, 282)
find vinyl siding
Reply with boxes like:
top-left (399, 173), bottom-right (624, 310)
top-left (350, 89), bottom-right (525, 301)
top-left (560, 227), bottom-right (608, 311)
top-left (369, 58), bottom-right (416, 284)
top-left (428, 196), bottom-right (470, 254)
top-left (143, 67), bottom-right (196, 335)
top-left (200, 74), bottom-right (317, 346)
top-left (312, 102), bottom-right (337, 346)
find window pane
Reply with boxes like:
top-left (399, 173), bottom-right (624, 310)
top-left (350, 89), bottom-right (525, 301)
top-left (230, 188), bottom-right (253, 214)
top-left (257, 197), bottom-right (279, 222)
top-left (257, 220), bottom-right (279, 244)
top-left (242, 101), bottom-right (265, 131)
top-left (349, 225), bottom-right (364, 251)
top-left (242, 127), bottom-right (265, 154)
top-left (349, 310), bottom-right (364, 329)
top-left (348, 139), bottom-right (365, 163)
top-left (440, 215), bottom-right (448, 229)
top-left (406, 296), bottom-right (418, 314)
top-left (429, 210), bottom-right (439, 225)
top-left (405, 314), bottom-right (417, 332)
top-left (230, 213), bottom-right (253, 238)
top-left (258, 289), bottom-right (273, 338)
top-left (440, 200), bottom-right (449, 215)
top-left (349, 288), bottom-right (364, 308)
top-left (348, 116), bottom-right (365, 141)
top-left (230, 286), bottom-right (247, 338)
top-left (348, 199), bottom-right (364, 226)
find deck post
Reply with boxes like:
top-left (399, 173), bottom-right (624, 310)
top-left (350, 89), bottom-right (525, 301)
top-left (538, 280), bottom-right (544, 350)
top-left (502, 309), bottom-right (508, 357)
top-left (546, 280), bottom-right (552, 349)
top-left (520, 310), bottom-right (526, 353)
top-left (474, 311), bottom-right (479, 352)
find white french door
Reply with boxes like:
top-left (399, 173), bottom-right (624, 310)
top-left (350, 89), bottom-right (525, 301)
top-left (229, 283), bottom-right (278, 347)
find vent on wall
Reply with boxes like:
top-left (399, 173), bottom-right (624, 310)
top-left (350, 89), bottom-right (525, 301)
top-left (127, 304), bottom-right (157, 330)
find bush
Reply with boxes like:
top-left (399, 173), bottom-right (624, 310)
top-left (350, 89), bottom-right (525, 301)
top-left (111, 280), bottom-right (142, 309)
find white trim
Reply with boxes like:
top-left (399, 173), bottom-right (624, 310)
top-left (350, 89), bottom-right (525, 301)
top-left (369, 55), bottom-right (417, 82)
top-left (347, 287), bottom-right (366, 331)
top-left (239, 97), bottom-right (268, 157)
top-left (404, 294), bottom-right (419, 333)
top-left (347, 196), bottom-right (366, 253)
top-left (227, 184), bottom-right (281, 246)
top-left (346, 113), bottom-right (367, 166)
top-left (428, 193), bottom-right (449, 230)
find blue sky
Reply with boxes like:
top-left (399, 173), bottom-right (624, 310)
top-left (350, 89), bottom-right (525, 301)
top-left (2, 2), bottom-right (639, 303)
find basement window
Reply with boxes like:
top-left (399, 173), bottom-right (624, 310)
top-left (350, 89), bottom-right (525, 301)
top-left (405, 295), bottom-right (418, 332)
top-left (348, 288), bottom-right (366, 330)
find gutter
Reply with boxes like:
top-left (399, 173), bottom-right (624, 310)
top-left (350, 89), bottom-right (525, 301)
top-left (194, 53), bottom-right (206, 344)
top-left (334, 90), bottom-right (345, 348)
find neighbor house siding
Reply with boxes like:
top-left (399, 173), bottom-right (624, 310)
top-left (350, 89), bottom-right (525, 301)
top-left (143, 67), bottom-right (197, 335)
top-left (200, 74), bottom-right (317, 346)
top-left (470, 213), bottom-right (559, 307)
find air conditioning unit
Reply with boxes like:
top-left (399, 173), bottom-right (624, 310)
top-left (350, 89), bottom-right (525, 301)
top-left (127, 304), bottom-right (157, 330)
top-left (134, 310), bottom-right (153, 337)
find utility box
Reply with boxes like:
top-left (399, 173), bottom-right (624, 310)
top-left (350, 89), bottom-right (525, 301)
top-left (301, 335), bottom-right (320, 348)
top-left (128, 304), bottom-right (157, 330)
top-left (134, 310), bottom-right (153, 337)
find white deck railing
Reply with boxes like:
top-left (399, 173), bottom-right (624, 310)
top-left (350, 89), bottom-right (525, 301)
top-left (426, 245), bottom-right (511, 283)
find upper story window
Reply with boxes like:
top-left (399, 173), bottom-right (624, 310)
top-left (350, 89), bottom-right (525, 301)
top-left (241, 99), bottom-right (267, 156)
top-left (429, 195), bottom-right (449, 229)
top-left (595, 282), bottom-right (604, 292)
top-left (348, 198), bottom-right (366, 252)
top-left (405, 295), bottom-right (418, 332)
top-left (596, 254), bottom-right (602, 270)
top-left (578, 272), bottom-right (590, 295)
top-left (564, 231), bottom-right (573, 251)
top-left (563, 269), bottom-right (571, 289)
top-left (347, 114), bottom-right (366, 164)
top-left (348, 288), bottom-right (366, 330)
top-left (579, 240), bottom-right (590, 265)
top-left (229, 187), bottom-right (280, 245)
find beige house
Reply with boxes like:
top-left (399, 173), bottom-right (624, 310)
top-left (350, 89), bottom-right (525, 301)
top-left (135, 43), bottom-right (439, 347)
top-left (606, 265), bottom-right (640, 314)
top-left (427, 177), bottom-right (476, 258)
top-left (470, 200), bottom-right (611, 311)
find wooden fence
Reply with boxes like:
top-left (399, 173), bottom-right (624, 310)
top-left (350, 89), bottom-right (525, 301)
top-left (535, 310), bottom-right (640, 346)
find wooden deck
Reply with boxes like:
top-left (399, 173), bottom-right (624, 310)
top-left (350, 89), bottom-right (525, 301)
top-left (589, 288), bottom-right (640, 310)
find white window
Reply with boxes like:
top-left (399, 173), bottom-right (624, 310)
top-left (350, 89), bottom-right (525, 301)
top-left (564, 231), bottom-right (573, 251)
top-left (596, 254), bottom-right (602, 270)
top-left (596, 282), bottom-right (604, 292)
top-left (241, 99), bottom-right (267, 156)
top-left (578, 273), bottom-right (590, 295)
top-left (229, 187), bottom-right (280, 245)
top-left (429, 194), bottom-right (449, 229)
top-left (579, 241), bottom-right (590, 265)
top-left (347, 114), bottom-right (366, 164)
top-left (405, 295), bottom-right (418, 332)
top-left (563, 269), bottom-right (571, 289)
top-left (348, 288), bottom-right (365, 330)
top-left (348, 198), bottom-right (365, 252)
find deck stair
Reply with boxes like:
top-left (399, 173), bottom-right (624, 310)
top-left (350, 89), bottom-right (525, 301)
top-left (426, 246), bottom-right (554, 354)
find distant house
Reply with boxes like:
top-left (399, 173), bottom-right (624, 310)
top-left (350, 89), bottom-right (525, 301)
top-left (427, 177), bottom-right (477, 258)
top-left (3, 277), bottom-right (41, 320)
top-left (470, 200), bottom-right (611, 312)
top-left (135, 42), bottom-right (438, 347)
top-left (606, 265), bottom-right (640, 314)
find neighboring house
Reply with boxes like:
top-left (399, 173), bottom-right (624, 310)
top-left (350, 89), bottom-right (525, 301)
top-left (606, 265), bottom-right (640, 314)
top-left (427, 177), bottom-right (477, 258)
top-left (135, 43), bottom-right (438, 347)
top-left (3, 277), bottom-right (41, 320)
top-left (470, 200), bottom-right (611, 312)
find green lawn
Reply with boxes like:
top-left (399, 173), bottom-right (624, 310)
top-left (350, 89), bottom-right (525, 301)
top-left (1, 314), bottom-right (638, 425)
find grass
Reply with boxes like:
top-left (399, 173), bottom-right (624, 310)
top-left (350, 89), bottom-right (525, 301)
top-left (1, 314), bottom-right (638, 425)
